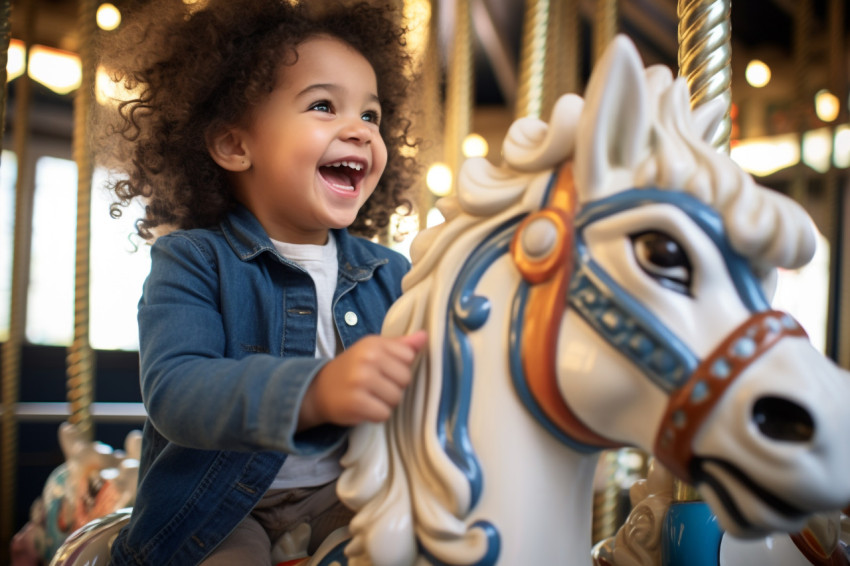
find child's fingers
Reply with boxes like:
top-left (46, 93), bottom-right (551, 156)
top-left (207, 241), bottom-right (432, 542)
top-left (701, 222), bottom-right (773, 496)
top-left (347, 392), bottom-right (393, 424)
top-left (398, 330), bottom-right (428, 353)
top-left (365, 372), bottom-right (406, 407)
top-left (376, 331), bottom-right (427, 386)
top-left (304, 331), bottom-right (428, 427)
top-left (376, 356), bottom-right (413, 387)
top-left (379, 330), bottom-right (427, 366)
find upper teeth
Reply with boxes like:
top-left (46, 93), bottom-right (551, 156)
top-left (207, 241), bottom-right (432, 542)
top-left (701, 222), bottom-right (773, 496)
top-left (328, 161), bottom-right (363, 171)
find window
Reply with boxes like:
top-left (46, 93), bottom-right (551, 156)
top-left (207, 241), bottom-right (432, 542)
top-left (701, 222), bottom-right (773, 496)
top-left (89, 169), bottom-right (150, 350)
top-left (0, 150), bottom-right (16, 342)
top-left (1, 151), bottom-right (150, 349)
top-left (772, 230), bottom-right (830, 353)
top-left (26, 156), bottom-right (77, 345)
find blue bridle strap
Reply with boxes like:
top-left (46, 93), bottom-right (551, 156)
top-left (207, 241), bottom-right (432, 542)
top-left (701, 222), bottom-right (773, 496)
top-left (573, 188), bottom-right (771, 312)
top-left (569, 188), bottom-right (771, 394)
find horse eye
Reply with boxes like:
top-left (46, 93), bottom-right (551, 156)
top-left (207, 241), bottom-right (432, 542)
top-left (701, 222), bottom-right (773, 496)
top-left (631, 231), bottom-right (692, 295)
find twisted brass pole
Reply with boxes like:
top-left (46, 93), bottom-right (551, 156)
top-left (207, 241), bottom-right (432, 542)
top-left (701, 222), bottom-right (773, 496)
top-left (0, 0), bottom-right (11, 554)
top-left (559, 0), bottom-right (581, 97)
top-left (542, 0), bottom-right (581, 119)
top-left (591, 450), bottom-right (621, 544)
top-left (541, 0), bottom-right (560, 120)
top-left (677, 0), bottom-right (732, 153)
top-left (675, 0), bottom-right (731, 503)
top-left (790, 0), bottom-right (813, 206)
top-left (443, 0), bottom-right (472, 193)
top-left (587, 0), bottom-right (627, 543)
top-left (0, 0), bottom-right (8, 139)
top-left (593, 0), bottom-right (617, 65)
top-left (515, 0), bottom-right (549, 120)
top-left (409, 0), bottom-right (440, 230)
top-left (825, 0), bottom-right (846, 366)
top-left (828, 0), bottom-right (846, 128)
top-left (1, 0), bottom-right (34, 555)
top-left (66, 0), bottom-right (97, 442)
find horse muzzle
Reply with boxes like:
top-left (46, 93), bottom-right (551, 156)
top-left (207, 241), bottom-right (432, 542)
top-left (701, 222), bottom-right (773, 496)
top-left (653, 311), bottom-right (850, 534)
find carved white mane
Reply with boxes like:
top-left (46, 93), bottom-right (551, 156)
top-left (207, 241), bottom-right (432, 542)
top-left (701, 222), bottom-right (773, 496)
top-left (337, 35), bottom-right (816, 565)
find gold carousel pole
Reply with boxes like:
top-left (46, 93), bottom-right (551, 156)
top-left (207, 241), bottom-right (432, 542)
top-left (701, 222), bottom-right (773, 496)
top-left (676, 0), bottom-right (731, 502)
top-left (558, 0), bottom-right (582, 97)
top-left (593, 0), bottom-right (617, 66)
top-left (591, 450), bottom-right (621, 544)
top-left (407, 0), bottom-right (441, 230)
top-left (791, 0), bottom-right (814, 205)
top-left (0, 0), bottom-right (11, 551)
top-left (1, 0), bottom-right (34, 555)
top-left (541, 0), bottom-right (581, 120)
top-left (515, 0), bottom-right (549, 120)
top-left (825, 0), bottom-right (846, 365)
top-left (678, 0), bottom-right (732, 153)
top-left (444, 0), bottom-right (472, 193)
top-left (66, 0), bottom-right (98, 442)
top-left (588, 0), bottom-right (623, 545)
top-left (0, 0), bottom-right (8, 137)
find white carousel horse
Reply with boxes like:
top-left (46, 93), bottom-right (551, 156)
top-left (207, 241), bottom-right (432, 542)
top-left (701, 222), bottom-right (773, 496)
top-left (48, 35), bottom-right (850, 566)
top-left (325, 35), bottom-right (850, 565)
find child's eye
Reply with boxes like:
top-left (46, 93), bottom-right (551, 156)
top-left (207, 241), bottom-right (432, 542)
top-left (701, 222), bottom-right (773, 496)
top-left (362, 110), bottom-right (381, 125)
top-left (309, 101), bottom-right (332, 113)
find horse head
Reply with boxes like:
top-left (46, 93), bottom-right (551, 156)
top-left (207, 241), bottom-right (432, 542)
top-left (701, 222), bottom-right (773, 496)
top-left (508, 35), bottom-right (850, 538)
top-left (337, 35), bottom-right (850, 565)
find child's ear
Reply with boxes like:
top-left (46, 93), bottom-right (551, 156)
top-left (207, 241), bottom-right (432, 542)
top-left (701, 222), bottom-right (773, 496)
top-left (206, 127), bottom-right (252, 172)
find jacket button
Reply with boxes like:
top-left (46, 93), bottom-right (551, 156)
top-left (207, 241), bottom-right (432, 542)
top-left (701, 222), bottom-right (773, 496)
top-left (344, 311), bottom-right (359, 326)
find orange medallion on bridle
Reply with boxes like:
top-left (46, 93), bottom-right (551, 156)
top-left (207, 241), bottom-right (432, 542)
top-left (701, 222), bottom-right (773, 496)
top-left (510, 163), bottom-right (621, 450)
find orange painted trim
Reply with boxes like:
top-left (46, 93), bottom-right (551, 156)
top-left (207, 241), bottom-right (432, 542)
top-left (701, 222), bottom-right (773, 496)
top-left (511, 163), bottom-right (620, 449)
top-left (654, 311), bottom-right (807, 482)
top-left (790, 528), bottom-right (850, 566)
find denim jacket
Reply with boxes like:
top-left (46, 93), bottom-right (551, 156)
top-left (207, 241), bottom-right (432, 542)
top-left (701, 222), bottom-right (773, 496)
top-left (110, 205), bottom-right (409, 565)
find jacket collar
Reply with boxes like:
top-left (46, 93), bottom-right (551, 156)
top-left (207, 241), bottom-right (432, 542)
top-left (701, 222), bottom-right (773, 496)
top-left (220, 204), bottom-right (388, 281)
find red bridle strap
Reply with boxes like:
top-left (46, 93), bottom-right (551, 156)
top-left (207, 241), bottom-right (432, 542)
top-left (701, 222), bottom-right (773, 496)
top-left (653, 310), bottom-right (808, 482)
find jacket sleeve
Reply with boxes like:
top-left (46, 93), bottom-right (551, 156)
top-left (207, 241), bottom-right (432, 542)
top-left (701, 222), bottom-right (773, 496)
top-left (137, 233), bottom-right (345, 455)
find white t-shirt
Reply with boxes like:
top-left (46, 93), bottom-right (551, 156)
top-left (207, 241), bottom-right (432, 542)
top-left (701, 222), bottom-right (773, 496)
top-left (269, 233), bottom-right (344, 489)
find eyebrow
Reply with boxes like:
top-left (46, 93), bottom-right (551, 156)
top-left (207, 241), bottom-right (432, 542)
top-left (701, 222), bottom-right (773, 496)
top-left (297, 83), bottom-right (380, 105)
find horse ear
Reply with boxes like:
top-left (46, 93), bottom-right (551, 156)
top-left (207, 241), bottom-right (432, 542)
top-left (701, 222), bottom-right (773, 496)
top-left (574, 35), bottom-right (651, 201)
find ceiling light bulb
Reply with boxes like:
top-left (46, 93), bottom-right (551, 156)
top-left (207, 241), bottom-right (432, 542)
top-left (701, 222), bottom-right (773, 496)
top-left (745, 59), bottom-right (771, 88)
top-left (426, 163), bottom-right (452, 196)
top-left (462, 133), bottom-right (489, 158)
top-left (815, 89), bottom-right (840, 123)
top-left (96, 3), bottom-right (121, 31)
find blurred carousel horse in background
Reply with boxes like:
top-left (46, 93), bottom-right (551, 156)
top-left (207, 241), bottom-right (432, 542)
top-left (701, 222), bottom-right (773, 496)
top-left (10, 422), bottom-right (139, 566)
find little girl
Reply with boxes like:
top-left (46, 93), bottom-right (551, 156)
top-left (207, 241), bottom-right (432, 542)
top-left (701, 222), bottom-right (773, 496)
top-left (98, 1), bottom-right (425, 564)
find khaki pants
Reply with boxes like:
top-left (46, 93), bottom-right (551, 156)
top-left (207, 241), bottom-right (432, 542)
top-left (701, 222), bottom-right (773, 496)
top-left (199, 480), bottom-right (353, 565)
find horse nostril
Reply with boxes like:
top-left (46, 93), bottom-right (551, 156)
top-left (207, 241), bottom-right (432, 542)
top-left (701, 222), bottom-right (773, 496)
top-left (752, 396), bottom-right (814, 442)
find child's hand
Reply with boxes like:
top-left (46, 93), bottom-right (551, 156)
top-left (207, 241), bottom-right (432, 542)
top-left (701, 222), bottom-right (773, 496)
top-left (298, 330), bottom-right (428, 430)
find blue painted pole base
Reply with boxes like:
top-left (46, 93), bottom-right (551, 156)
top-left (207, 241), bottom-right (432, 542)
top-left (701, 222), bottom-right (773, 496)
top-left (662, 501), bottom-right (723, 566)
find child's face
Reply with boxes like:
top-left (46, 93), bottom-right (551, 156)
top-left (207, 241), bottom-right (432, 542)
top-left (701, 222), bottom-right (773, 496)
top-left (234, 35), bottom-right (387, 244)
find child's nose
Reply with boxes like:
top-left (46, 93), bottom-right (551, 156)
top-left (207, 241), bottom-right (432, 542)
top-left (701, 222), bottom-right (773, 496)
top-left (340, 118), bottom-right (372, 144)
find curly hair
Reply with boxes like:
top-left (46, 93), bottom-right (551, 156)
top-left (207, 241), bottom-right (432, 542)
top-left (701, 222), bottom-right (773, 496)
top-left (97, 0), bottom-right (420, 240)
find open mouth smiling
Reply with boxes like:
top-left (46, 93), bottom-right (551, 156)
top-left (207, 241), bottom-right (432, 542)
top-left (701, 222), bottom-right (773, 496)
top-left (319, 160), bottom-right (367, 192)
